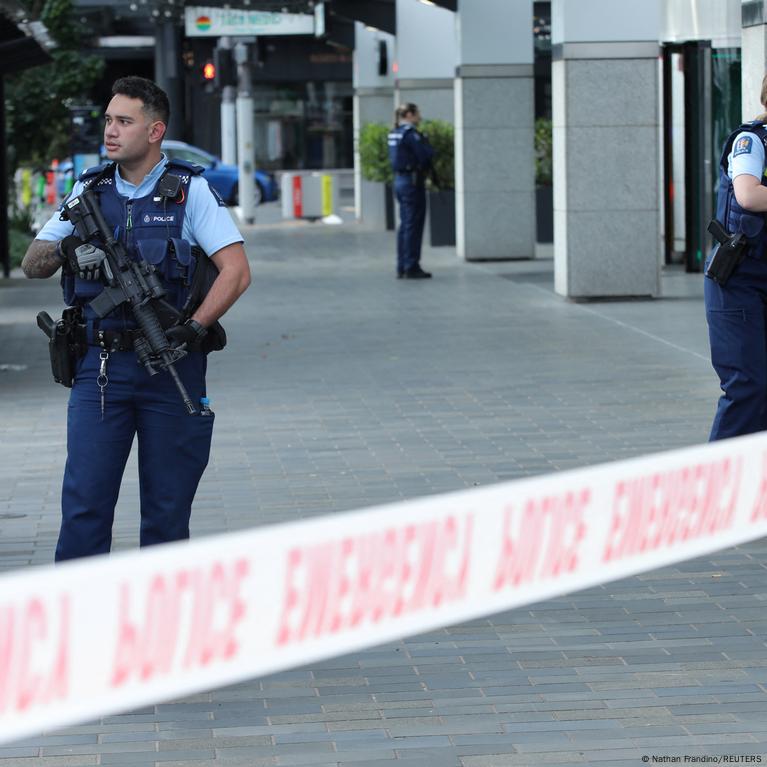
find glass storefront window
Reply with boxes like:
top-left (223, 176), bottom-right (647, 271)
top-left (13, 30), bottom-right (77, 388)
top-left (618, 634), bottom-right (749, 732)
top-left (252, 80), bottom-right (353, 171)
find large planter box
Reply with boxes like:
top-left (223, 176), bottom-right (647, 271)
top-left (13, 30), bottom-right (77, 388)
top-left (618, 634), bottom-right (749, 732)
top-left (536, 185), bottom-right (553, 244)
top-left (429, 189), bottom-right (456, 247)
top-left (385, 183), bottom-right (395, 231)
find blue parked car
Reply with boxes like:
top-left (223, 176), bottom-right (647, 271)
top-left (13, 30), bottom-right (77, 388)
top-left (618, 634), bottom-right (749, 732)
top-left (161, 140), bottom-right (278, 205)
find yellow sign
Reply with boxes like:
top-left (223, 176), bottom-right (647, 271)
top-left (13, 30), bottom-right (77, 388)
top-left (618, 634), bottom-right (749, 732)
top-left (321, 175), bottom-right (333, 217)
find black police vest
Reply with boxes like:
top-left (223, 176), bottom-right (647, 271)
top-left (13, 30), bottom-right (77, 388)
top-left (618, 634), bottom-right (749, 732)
top-left (61, 160), bottom-right (203, 328)
top-left (388, 125), bottom-right (417, 172)
top-left (715, 122), bottom-right (767, 261)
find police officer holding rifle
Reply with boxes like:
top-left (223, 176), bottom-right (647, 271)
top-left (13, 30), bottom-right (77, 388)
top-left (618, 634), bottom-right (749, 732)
top-left (22, 77), bottom-right (251, 561)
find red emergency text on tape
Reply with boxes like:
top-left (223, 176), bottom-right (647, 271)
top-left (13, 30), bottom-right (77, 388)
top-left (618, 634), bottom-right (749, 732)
top-left (111, 558), bottom-right (249, 687)
top-left (603, 456), bottom-right (742, 562)
top-left (492, 488), bottom-right (590, 591)
top-left (276, 514), bottom-right (474, 645)
top-left (0, 594), bottom-right (69, 714)
top-left (750, 451), bottom-right (767, 522)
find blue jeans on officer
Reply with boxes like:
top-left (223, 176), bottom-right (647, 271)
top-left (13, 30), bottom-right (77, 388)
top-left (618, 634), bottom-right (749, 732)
top-left (705, 255), bottom-right (767, 440)
top-left (56, 345), bottom-right (214, 561)
top-left (395, 175), bottom-right (426, 276)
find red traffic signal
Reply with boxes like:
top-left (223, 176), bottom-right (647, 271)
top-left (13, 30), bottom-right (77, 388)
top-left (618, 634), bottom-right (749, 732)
top-left (202, 61), bottom-right (216, 80)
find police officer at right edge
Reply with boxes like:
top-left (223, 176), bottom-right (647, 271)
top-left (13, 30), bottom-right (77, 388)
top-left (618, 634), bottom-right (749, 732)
top-left (705, 73), bottom-right (767, 440)
top-left (388, 103), bottom-right (434, 279)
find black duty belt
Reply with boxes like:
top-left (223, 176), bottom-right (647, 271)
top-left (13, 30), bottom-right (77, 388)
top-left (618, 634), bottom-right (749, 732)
top-left (395, 170), bottom-right (425, 186)
top-left (88, 326), bottom-right (138, 352)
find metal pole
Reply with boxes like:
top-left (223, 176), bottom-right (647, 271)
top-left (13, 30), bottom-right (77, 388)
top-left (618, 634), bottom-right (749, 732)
top-left (220, 37), bottom-right (236, 165)
top-left (235, 41), bottom-right (256, 224)
top-left (155, 21), bottom-right (183, 140)
top-left (0, 76), bottom-right (9, 279)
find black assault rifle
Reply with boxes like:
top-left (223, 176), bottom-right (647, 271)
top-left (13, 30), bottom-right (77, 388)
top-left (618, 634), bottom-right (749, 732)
top-left (61, 189), bottom-right (197, 414)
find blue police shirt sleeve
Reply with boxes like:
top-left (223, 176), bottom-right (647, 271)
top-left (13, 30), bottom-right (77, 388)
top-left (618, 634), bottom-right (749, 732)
top-left (34, 181), bottom-right (85, 241)
top-left (182, 176), bottom-right (244, 255)
top-left (729, 131), bottom-right (765, 181)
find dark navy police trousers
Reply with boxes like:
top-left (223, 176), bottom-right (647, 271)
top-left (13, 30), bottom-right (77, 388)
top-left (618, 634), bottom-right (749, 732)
top-left (705, 254), bottom-right (767, 441)
top-left (56, 346), bottom-right (214, 561)
top-left (395, 177), bottom-right (426, 275)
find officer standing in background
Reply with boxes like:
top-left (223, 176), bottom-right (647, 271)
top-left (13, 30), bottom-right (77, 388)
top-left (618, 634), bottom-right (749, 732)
top-left (705, 73), bottom-right (767, 440)
top-left (21, 76), bottom-right (251, 561)
top-left (388, 103), bottom-right (434, 279)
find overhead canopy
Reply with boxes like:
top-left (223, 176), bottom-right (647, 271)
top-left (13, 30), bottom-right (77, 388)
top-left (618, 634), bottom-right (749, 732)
top-left (327, 0), bottom-right (395, 35)
top-left (430, 0), bottom-right (457, 10)
top-left (71, 0), bottom-right (397, 42)
top-left (0, 12), bottom-right (54, 74)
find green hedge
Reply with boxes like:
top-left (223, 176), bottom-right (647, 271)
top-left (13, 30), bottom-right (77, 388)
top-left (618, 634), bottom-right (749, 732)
top-left (535, 117), bottom-right (552, 187)
top-left (359, 123), bottom-right (393, 184)
top-left (359, 120), bottom-right (455, 191)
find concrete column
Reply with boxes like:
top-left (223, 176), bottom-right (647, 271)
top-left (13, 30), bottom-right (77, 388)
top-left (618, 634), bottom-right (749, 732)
top-left (353, 22), bottom-right (395, 228)
top-left (742, 1), bottom-right (767, 121)
top-left (394, 0), bottom-right (456, 121)
top-left (552, 0), bottom-right (661, 298)
top-left (455, 0), bottom-right (534, 261)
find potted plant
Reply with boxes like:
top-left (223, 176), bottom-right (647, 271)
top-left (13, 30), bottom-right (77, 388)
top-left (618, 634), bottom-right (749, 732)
top-left (359, 122), bottom-right (395, 230)
top-left (421, 119), bottom-right (455, 247)
top-left (535, 117), bottom-right (553, 244)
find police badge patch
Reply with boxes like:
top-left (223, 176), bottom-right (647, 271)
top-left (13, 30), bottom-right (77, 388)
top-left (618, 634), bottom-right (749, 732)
top-left (734, 135), bottom-right (753, 157)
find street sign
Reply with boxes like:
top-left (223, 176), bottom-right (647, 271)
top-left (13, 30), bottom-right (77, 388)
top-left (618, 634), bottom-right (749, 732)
top-left (314, 2), bottom-right (325, 37)
top-left (185, 7), bottom-right (315, 37)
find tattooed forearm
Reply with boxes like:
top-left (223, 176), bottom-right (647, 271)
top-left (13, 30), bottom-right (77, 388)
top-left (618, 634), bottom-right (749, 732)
top-left (21, 240), bottom-right (62, 279)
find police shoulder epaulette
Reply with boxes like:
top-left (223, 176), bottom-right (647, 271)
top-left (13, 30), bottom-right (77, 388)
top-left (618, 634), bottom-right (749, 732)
top-left (78, 161), bottom-right (114, 182)
top-left (165, 158), bottom-right (205, 176)
top-left (732, 122), bottom-right (767, 147)
top-left (747, 122), bottom-right (767, 150)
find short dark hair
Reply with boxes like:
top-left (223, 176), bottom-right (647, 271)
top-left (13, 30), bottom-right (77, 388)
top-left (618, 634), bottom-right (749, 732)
top-left (111, 76), bottom-right (170, 126)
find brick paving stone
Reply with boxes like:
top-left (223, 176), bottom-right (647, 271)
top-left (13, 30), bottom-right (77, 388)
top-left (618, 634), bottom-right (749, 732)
top-left (3, 223), bottom-right (767, 766)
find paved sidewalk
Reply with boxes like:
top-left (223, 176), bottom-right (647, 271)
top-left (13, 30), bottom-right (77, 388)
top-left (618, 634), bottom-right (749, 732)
top-left (1, 215), bottom-right (767, 766)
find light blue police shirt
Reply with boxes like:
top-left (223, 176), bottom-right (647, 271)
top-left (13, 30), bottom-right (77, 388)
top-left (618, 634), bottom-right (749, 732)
top-left (728, 131), bottom-right (766, 182)
top-left (35, 155), bottom-right (244, 257)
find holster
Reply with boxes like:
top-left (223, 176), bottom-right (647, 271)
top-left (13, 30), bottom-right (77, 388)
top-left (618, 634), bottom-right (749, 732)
top-left (36, 306), bottom-right (87, 388)
top-left (706, 219), bottom-right (748, 286)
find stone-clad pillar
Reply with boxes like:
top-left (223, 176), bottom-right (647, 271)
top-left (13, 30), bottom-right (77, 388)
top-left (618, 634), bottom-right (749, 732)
top-left (552, 0), bottom-right (661, 298)
top-left (455, 0), bottom-right (534, 261)
top-left (354, 23), bottom-right (395, 228)
top-left (394, 0), bottom-right (456, 122)
top-left (743, 1), bottom-right (767, 120)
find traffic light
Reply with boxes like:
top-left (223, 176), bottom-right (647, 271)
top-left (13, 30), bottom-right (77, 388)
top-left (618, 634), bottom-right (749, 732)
top-left (202, 60), bottom-right (216, 81)
top-left (213, 47), bottom-right (236, 88)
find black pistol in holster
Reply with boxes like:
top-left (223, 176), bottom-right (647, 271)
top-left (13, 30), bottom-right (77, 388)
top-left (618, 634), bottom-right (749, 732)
top-left (60, 189), bottom-right (198, 414)
top-left (36, 306), bottom-right (86, 388)
top-left (705, 219), bottom-right (748, 286)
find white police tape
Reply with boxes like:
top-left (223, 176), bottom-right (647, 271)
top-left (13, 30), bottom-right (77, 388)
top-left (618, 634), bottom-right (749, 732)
top-left (2, 431), bottom-right (767, 743)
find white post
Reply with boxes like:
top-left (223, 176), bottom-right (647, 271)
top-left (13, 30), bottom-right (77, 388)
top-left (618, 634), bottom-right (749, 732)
top-left (220, 37), bottom-right (237, 166)
top-left (353, 22), bottom-right (395, 228)
top-left (235, 41), bottom-right (256, 225)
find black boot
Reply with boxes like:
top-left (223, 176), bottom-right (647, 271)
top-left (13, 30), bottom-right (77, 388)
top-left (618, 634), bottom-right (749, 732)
top-left (403, 266), bottom-right (432, 279)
